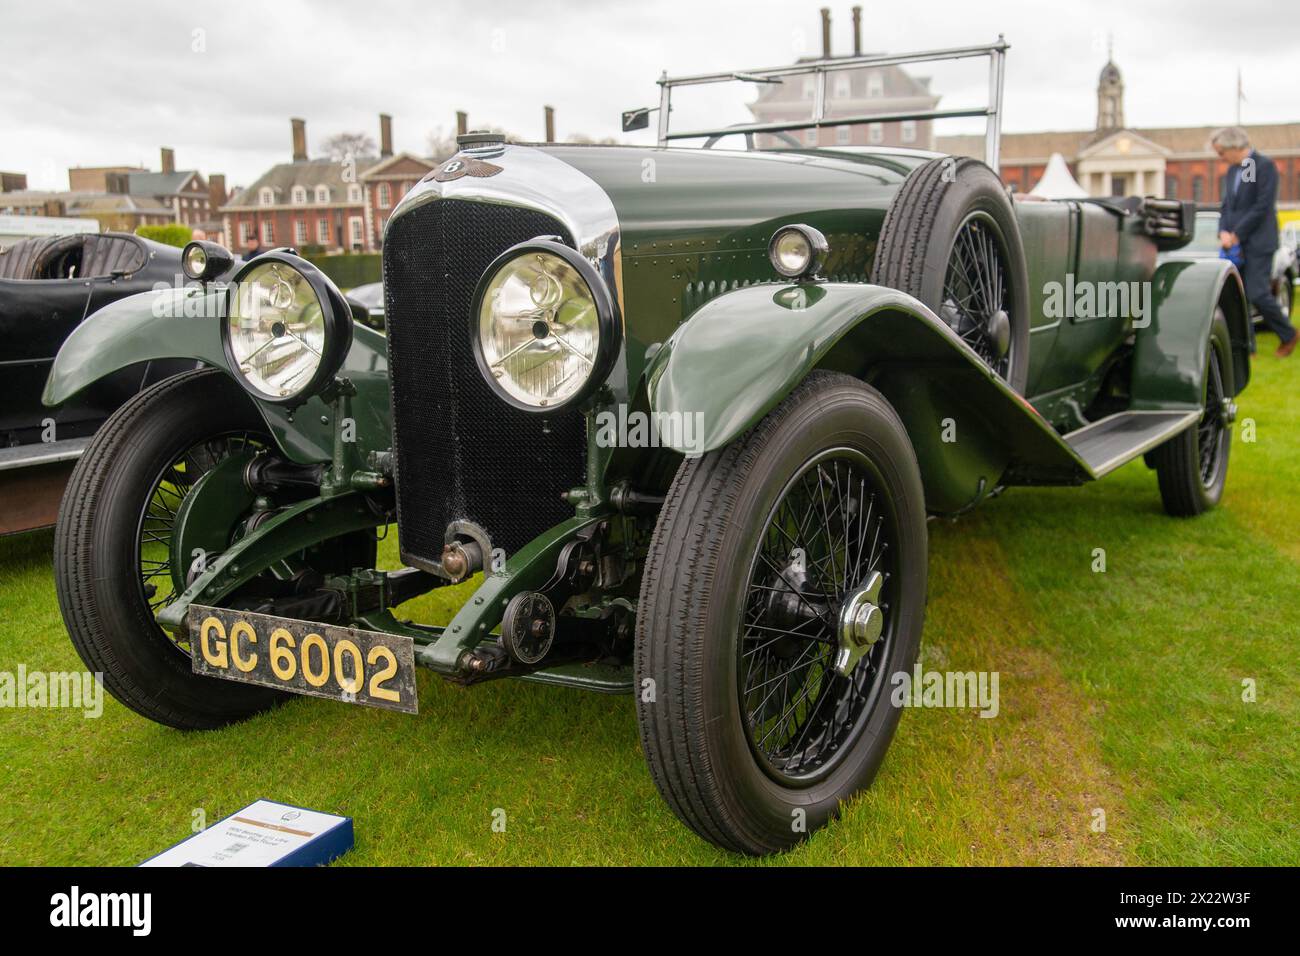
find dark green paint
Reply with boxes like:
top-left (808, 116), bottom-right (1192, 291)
top-left (156, 492), bottom-right (381, 630)
top-left (646, 281), bottom-right (1090, 512)
top-left (170, 449), bottom-right (259, 595)
top-left (1136, 257), bottom-right (1251, 409)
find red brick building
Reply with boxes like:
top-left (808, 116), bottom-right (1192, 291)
top-left (938, 58), bottom-right (1300, 208)
top-left (221, 115), bottom-right (434, 254)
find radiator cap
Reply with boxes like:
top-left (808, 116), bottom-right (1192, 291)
top-left (457, 130), bottom-right (505, 148)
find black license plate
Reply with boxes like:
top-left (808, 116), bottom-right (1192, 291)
top-left (190, 605), bottom-right (418, 714)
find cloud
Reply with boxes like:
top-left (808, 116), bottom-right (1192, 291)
top-left (1, 0), bottom-right (1295, 189)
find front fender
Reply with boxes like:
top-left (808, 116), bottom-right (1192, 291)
top-left (647, 282), bottom-right (1091, 513)
top-left (1135, 258), bottom-right (1250, 410)
top-left (42, 286), bottom-right (391, 464)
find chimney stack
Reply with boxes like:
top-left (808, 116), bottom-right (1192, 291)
top-left (291, 118), bottom-right (307, 161)
top-left (820, 7), bottom-right (832, 58)
top-left (379, 113), bottom-right (393, 158)
top-left (852, 6), bottom-right (862, 55)
top-left (160, 147), bottom-right (175, 174)
top-left (456, 111), bottom-right (468, 136)
top-left (544, 105), bottom-right (555, 143)
top-left (208, 173), bottom-right (227, 211)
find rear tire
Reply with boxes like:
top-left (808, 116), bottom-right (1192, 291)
top-left (55, 369), bottom-right (287, 730)
top-left (635, 372), bottom-right (928, 854)
top-left (1152, 311), bottom-right (1234, 516)
top-left (872, 156), bottom-right (1030, 392)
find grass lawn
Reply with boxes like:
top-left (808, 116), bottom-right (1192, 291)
top-left (1, 336), bottom-right (1297, 866)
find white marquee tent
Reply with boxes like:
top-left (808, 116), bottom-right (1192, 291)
top-left (1028, 153), bottom-right (1089, 199)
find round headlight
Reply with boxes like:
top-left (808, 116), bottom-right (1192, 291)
top-left (223, 253), bottom-right (352, 404)
top-left (183, 244), bottom-right (207, 278)
top-left (768, 224), bottom-right (829, 280)
top-left (472, 239), bottom-right (620, 410)
top-left (181, 239), bottom-right (234, 282)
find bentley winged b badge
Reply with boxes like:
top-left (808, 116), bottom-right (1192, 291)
top-left (431, 156), bottom-right (504, 182)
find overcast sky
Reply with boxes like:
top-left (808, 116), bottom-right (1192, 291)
top-left (2, 0), bottom-right (1295, 191)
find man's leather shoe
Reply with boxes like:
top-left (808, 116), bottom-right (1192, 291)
top-left (1278, 336), bottom-right (1298, 358)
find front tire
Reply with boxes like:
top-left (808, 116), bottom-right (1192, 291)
top-left (55, 369), bottom-right (288, 729)
top-left (634, 372), bottom-right (928, 854)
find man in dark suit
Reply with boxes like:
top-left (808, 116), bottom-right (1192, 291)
top-left (1214, 126), bottom-right (1296, 357)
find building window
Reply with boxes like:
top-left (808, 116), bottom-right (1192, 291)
top-left (294, 219), bottom-right (307, 244)
top-left (349, 216), bottom-right (364, 248)
top-left (258, 187), bottom-right (274, 206)
top-left (240, 220), bottom-right (254, 243)
top-left (868, 123), bottom-right (883, 144)
top-left (833, 74), bottom-right (851, 99)
top-left (315, 185), bottom-right (330, 203)
top-left (261, 220), bottom-right (274, 244)
top-left (804, 128), bottom-right (818, 146)
top-left (348, 184), bottom-right (362, 203)
top-left (378, 183), bottom-right (391, 207)
top-left (1166, 176), bottom-right (1179, 199)
top-left (836, 125), bottom-right (851, 145)
top-left (291, 185), bottom-right (306, 204)
top-left (901, 120), bottom-right (917, 143)
top-left (867, 71), bottom-right (883, 97)
top-left (1192, 176), bottom-right (1204, 201)
top-left (317, 217), bottom-right (331, 244)
top-left (802, 77), bottom-right (816, 100)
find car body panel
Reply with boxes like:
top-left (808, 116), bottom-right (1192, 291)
top-left (1135, 256), bottom-right (1251, 410)
top-left (646, 281), bottom-right (1091, 513)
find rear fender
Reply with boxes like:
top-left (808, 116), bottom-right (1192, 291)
top-left (41, 286), bottom-right (391, 464)
top-left (646, 283), bottom-right (1091, 513)
top-left (1134, 258), bottom-right (1250, 409)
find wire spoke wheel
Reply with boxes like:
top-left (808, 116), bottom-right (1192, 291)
top-left (135, 430), bottom-right (267, 651)
top-left (1197, 348), bottom-right (1227, 488)
top-left (737, 448), bottom-right (896, 784)
top-left (941, 211), bottom-right (1014, 380)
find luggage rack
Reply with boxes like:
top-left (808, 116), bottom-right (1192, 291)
top-left (652, 37), bottom-right (1009, 168)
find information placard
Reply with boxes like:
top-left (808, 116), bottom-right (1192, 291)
top-left (140, 800), bottom-right (353, 867)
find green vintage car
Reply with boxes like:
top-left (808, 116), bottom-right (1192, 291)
top-left (44, 41), bottom-right (1250, 855)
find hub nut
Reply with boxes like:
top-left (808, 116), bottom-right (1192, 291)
top-left (835, 570), bottom-right (885, 677)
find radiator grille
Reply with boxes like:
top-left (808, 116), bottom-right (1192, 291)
top-left (382, 198), bottom-right (586, 565)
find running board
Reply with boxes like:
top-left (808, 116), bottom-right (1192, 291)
top-left (0, 436), bottom-right (90, 472)
top-left (1063, 410), bottom-right (1200, 478)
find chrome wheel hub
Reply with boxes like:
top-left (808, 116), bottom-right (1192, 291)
top-left (835, 570), bottom-right (884, 677)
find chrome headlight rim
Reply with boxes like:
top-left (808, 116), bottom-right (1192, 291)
top-left (470, 237), bottom-right (622, 413)
top-left (768, 223), bottom-right (829, 281)
top-left (221, 250), bottom-right (354, 406)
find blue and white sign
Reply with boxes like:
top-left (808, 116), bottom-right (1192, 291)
top-left (140, 800), bottom-right (353, 867)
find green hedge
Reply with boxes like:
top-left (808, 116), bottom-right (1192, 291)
top-left (303, 252), bottom-right (382, 288)
top-left (135, 224), bottom-right (193, 248)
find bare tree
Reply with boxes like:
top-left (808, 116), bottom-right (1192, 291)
top-left (425, 126), bottom-right (459, 161)
top-left (321, 131), bottom-right (377, 162)
top-left (566, 133), bottom-right (622, 145)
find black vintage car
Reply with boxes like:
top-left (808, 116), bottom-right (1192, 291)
top-left (0, 231), bottom-right (238, 534)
